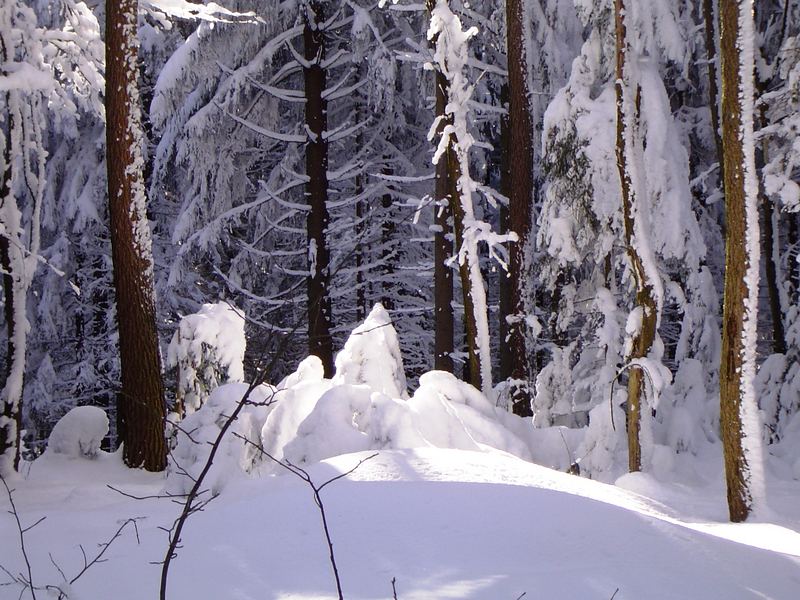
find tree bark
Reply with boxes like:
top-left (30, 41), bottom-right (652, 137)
top-left (429, 2), bottom-right (454, 374)
top-left (719, 0), bottom-right (758, 522)
top-left (304, 1), bottom-right (334, 376)
top-left (703, 0), bottom-right (725, 182)
top-left (106, 0), bottom-right (167, 471)
top-left (505, 0), bottom-right (535, 416)
top-left (615, 0), bottom-right (658, 473)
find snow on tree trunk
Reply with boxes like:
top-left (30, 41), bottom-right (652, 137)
top-left (167, 302), bottom-right (246, 417)
top-left (106, 0), bottom-right (167, 472)
top-left (304, 0), bottom-right (334, 377)
top-left (0, 4), bottom-right (48, 474)
top-left (614, 0), bottom-right (662, 473)
top-left (426, 0), bottom-right (513, 397)
top-left (718, 0), bottom-right (766, 522)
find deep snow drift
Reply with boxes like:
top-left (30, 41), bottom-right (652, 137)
top-left (2, 304), bottom-right (799, 599)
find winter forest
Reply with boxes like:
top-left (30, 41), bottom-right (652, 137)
top-left (1, 0), bottom-right (800, 598)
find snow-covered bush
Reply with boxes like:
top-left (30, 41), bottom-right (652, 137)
top-left (167, 302), bottom-right (246, 416)
top-left (332, 303), bottom-right (408, 400)
top-left (46, 406), bottom-right (109, 459)
top-left (166, 383), bottom-right (275, 495)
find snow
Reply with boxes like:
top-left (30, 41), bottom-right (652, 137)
top-left (45, 406), bottom-right (109, 459)
top-left (3, 447), bottom-right (799, 600)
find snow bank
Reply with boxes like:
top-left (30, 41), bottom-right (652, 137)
top-left (170, 308), bottom-right (534, 490)
top-left (46, 406), bottom-right (108, 459)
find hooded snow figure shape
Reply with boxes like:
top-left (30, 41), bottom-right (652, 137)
top-left (333, 303), bottom-right (409, 400)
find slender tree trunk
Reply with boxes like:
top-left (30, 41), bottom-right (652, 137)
top-left (719, 0), bottom-right (760, 522)
top-left (381, 164), bottom-right (395, 310)
top-left (429, 2), bottom-right (454, 373)
top-left (106, 0), bottom-right (167, 471)
top-left (505, 0), bottom-right (535, 416)
top-left (498, 83), bottom-right (512, 384)
top-left (0, 91), bottom-right (21, 472)
top-left (304, 2), bottom-right (334, 376)
top-left (703, 0), bottom-right (725, 181)
top-left (756, 90), bottom-right (787, 354)
top-left (614, 0), bottom-right (658, 473)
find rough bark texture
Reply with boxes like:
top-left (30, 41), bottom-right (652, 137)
top-left (429, 2), bottom-right (454, 374)
top-left (381, 165), bottom-right (395, 310)
top-left (718, 0), bottom-right (754, 523)
top-left (304, 2), bottom-right (334, 376)
top-left (614, 0), bottom-right (657, 473)
top-left (106, 0), bottom-right (167, 472)
top-left (505, 0), bottom-right (534, 417)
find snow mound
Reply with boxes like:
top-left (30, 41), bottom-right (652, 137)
top-left (167, 383), bottom-right (274, 495)
top-left (46, 406), bottom-right (108, 459)
top-left (333, 303), bottom-right (408, 399)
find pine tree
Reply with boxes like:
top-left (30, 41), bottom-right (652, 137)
top-left (106, 0), bottom-right (167, 471)
top-left (718, 0), bottom-right (763, 522)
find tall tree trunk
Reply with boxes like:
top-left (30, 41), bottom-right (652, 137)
top-left (719, 0), bottom-right (761, 522)
top-left (505, 0), bottom-right (535, 416)
top-left (429, 2), bottom-right (454, 374)
top-left (498, 83), bottom-right (512, 384)
top-left (381, 164), bottom-right (395, 310)
top-left (304, 1), bottom-right (334, 376)
top-left (106, 0), bottom-right (167, 471)
top-left (615, 0), bottom-right (658, 473)
top-left (703, 0), bottom-right (725, 182)
top-left (0, 89), bottom-right (21, 472)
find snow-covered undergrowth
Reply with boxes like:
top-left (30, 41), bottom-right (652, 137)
top-left (2, 304), bottom-right (800, 599)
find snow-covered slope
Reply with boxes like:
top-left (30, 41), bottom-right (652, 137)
top-left (2, 448), bottom-right (798, 599)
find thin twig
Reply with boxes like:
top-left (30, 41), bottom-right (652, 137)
top-left (1, 472), bottom-right (40, 599)
top-left (232, 431), bottom-right (377, 600)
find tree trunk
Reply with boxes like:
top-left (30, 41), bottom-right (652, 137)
top-left (702, 0), bottom-right (725, 182)
top-left (498, 83), bottom-right (512, 384)
top-left (381, 166), bottom-right (395, 311)
top-left (719, 0), bottom-right (760, 522)
top-left (0, 91), bottom-right (21, 472)
top-left (304, 1), bottom-right (334, 376)
top-left (614, 0), bottom-right (658, 473)
top-left (505, 0), bottom-right (535, 416)
top-left (429, 2), bottom-right (454, 374)
top-left (106, 0), bottom-right (167, 471)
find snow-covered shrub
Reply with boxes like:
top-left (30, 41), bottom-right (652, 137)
top-left (167, 302), bottom-right (246, 416)
top-left (166, 383), bottom-right (275, 495)
top-left (46, 406), bottom-right (109, 459)
top-left (332, 303), bottom-right (408, 400)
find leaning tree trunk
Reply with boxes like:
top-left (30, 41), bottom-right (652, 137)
top-left (614, 0), bottom-right (658, 473)
top-left (106, 0), bottom-right (167, 472)
top-left (718, 0), bottom-right (762, 522)
top-left (304, 1), bottom-right (334, 376)
top-left (505, 0), bottom-right (535, 416)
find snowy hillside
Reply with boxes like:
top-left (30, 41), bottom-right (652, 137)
top-left (1, 448), bottom-right (799, 599)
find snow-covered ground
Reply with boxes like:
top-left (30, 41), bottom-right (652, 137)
top-left (2, 306), bottom-right (799, 599)
top-left (1, 447), bottom-right (799, 599)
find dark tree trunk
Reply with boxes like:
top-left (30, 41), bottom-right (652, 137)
top-left (615, 0), bottom-right (658, 473)
top-left (106, 0), bottom-right (167, 472)
top-left (0, 92), bottom-right (21, 471)
top-left (719, 0), bottom-right (756, 523)
top-left (304, 2), bottom-right (334, 376)
top-left (498, 83), bottom-right (512, 384)
top-left (505, 0), bottom-right (535, 416)
top-left (381, 166), bottom-right (395, 311)
top-left (703, 0), bottom-right (725, 182)
top-left (429, 1), bottom-right (454, 373)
